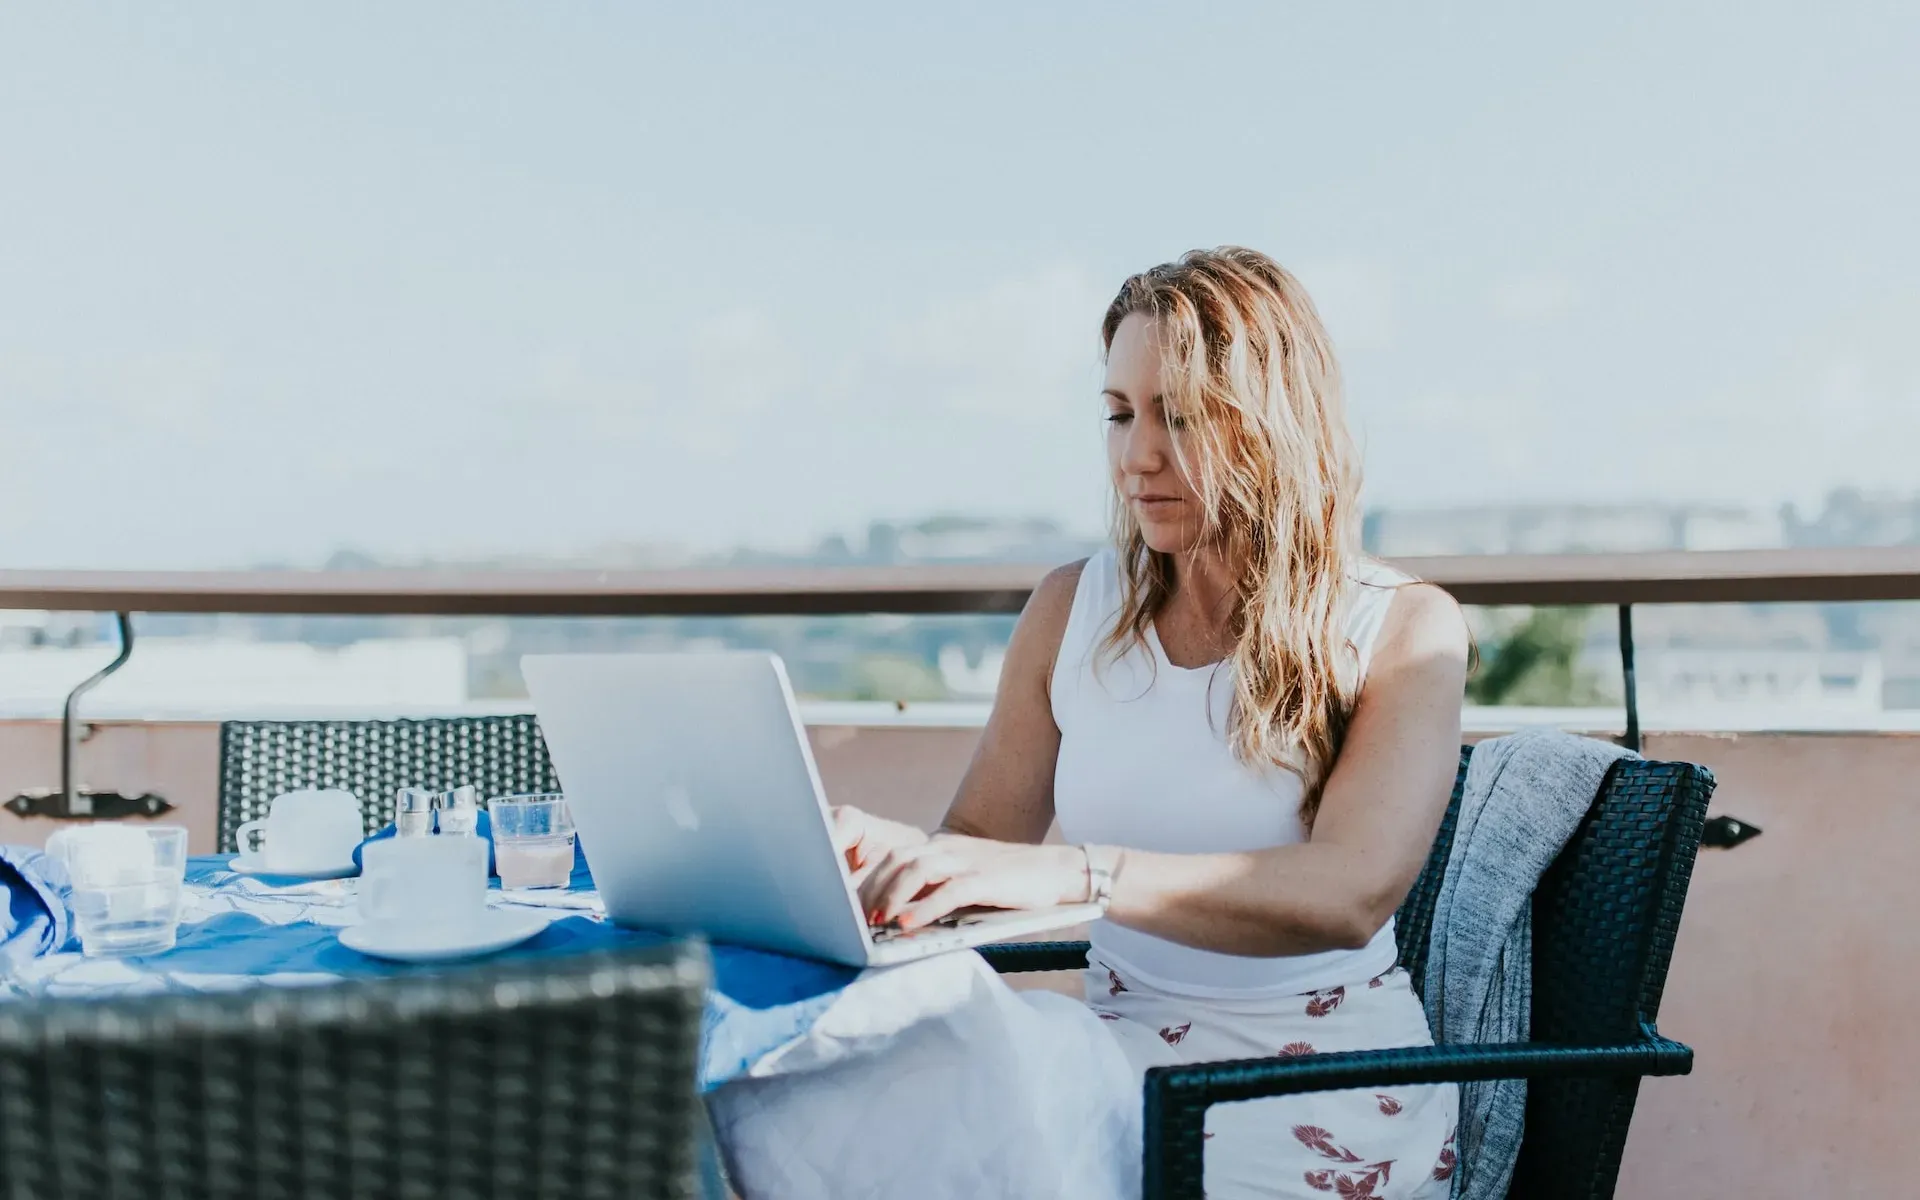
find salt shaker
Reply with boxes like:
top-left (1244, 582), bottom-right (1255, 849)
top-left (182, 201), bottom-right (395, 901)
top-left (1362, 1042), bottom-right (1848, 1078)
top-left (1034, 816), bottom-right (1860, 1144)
top-left (395, 788), bottom-right (436, 838)
top-left (436, 785), bottom-right (480, 837)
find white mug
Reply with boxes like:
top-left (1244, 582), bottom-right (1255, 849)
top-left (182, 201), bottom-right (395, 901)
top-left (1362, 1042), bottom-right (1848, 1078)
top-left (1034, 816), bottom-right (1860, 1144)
top-left (235, 789), bottom-right (364, 873)
top-left (358, 836), bottom-right (488, 930)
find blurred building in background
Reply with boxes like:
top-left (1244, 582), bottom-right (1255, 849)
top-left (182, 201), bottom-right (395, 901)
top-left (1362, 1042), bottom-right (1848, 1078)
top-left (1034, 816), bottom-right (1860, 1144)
top-left (1363, 503), bottom-right (1785, 557)
top-left (7, 492), bottom-right (1920, 720)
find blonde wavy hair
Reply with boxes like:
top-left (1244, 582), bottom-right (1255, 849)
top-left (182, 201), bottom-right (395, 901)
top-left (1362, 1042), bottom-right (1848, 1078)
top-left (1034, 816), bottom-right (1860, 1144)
top-left (1100, 246), bottom-right (1365, 824)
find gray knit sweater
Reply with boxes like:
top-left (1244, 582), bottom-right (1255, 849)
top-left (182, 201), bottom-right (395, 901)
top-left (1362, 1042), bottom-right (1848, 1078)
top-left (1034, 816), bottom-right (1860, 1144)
top-left (1422, 729), bottom-right (1632, 1200)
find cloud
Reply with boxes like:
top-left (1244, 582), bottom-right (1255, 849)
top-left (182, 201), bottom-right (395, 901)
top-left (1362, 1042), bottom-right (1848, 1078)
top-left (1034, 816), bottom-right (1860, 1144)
top-left (1356, 287), bottom-right (1920, 509)
top-left (873, 264), bottom-right (1109, 427)
top-left (1487, 273), bottom-right (1580, 324)
top-left (331, 265), bottom-right (1117, 551)
top-left (28, 259), bottom-right (1911, 568)
top-left (1293, 260), bottom-right (1397, 354)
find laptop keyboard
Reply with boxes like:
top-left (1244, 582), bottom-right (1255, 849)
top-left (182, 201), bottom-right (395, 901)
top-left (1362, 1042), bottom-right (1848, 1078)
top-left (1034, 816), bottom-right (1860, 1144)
top-left (867, 911), bottom-right (982, 944)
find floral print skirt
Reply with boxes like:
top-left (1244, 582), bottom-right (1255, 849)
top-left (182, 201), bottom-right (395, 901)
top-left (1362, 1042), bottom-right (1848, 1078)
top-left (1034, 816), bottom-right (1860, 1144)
top-left (709, 953), bottom-right (1455, 1200)
top-left (1089, 961), bottom-right (1458, 1200)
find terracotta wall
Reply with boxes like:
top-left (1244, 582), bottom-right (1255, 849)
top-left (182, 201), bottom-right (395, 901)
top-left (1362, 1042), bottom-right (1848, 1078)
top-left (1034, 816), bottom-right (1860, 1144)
top-left (1614, 732), bottom-right (1920, 1198)
top-left (2, 718), bottom-right (1912, 1196)
top-left (0, 720), bottom-right (222, 853)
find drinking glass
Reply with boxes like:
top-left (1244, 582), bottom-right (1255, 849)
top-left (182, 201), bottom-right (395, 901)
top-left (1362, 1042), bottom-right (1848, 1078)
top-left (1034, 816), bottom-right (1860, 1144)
top-left (488, 794), bottom-right (576, 889)
top-left (47, 824), bottom-right (190, 957)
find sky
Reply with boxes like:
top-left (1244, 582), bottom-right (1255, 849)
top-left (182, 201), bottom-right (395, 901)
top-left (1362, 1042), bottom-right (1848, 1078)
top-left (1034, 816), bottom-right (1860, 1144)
top-left (3, 3), bottom-right (1917, 569)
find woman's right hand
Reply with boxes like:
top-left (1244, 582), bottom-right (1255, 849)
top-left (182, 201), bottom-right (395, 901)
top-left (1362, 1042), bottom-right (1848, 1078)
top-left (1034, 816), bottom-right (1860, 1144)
top-left (829, 806), bottom-right (930, 886)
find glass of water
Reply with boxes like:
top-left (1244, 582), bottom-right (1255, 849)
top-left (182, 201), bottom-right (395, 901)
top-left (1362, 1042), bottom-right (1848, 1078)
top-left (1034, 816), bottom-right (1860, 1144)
top-left (488, 794), bottom-right (576, 889)
top-left (46, 824), bottom-right (190, 957)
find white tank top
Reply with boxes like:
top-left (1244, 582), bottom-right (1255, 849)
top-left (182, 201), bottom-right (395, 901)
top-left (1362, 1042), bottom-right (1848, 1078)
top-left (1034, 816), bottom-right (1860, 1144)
top-left (1051, 550), bottom-right (1410, 998)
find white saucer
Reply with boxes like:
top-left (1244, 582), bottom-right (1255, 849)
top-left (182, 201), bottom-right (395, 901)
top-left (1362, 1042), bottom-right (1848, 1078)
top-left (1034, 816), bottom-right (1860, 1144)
top-left (337, 909), bottom-right (552, 964)
top-left (229, 853), bottom-right (359, 881)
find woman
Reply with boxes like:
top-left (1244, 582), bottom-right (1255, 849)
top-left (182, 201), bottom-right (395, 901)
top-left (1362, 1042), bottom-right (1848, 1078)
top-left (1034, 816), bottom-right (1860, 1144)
top-left (717, 247), bottom-right (1466, 1200)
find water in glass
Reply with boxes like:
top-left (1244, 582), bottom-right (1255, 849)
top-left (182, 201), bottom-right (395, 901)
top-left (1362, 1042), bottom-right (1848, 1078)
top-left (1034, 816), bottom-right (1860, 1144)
top-left (488, 794), bottom-right (576, 889)
top-left (48, 824), bottom-right (190, 957)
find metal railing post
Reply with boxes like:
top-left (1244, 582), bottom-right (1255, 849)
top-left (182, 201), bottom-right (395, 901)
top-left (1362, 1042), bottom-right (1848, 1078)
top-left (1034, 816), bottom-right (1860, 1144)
top-left (61, 612), bottom-right (138, 817)
top-left (1618, 603), bottom-right (1640, 752)
top-left (8, 611), bottom-right (170, 821)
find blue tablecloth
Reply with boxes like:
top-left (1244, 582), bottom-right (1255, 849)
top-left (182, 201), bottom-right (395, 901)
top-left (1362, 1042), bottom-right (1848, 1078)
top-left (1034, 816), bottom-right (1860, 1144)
top-left (1, 853), bottom-right (860, 1091)
top-left (0, 847), bottom-right (68, 972)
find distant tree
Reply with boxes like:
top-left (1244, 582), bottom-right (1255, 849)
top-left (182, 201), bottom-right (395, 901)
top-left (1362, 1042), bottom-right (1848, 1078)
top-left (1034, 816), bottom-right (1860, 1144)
top-left (841, 654), bottom-right (950, 703)
top-left (1465, 607), bottom-right (1613, 707)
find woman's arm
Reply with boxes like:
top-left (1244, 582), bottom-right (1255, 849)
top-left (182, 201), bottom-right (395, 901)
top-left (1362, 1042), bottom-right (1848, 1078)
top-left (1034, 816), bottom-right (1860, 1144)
top-left (833, 561), bottom-right (1080, 885)
top-left (935, 559), bottom-right (1084, 844)
top-left (1094, 584), bottom-right (1468, 954)
top-left (861, 583), bottom-right (1468, 951)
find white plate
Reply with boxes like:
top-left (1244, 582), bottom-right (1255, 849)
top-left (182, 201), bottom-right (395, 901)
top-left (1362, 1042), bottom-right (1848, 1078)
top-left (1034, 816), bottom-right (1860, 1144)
top-left (337, 909), bottom-right (552, 964)
top-left (229, 854), bottom-right (359, 881)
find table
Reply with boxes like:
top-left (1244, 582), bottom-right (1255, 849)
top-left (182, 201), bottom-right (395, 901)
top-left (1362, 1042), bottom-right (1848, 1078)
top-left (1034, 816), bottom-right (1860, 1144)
top-left (1, 855), bottom-right (865, 1091)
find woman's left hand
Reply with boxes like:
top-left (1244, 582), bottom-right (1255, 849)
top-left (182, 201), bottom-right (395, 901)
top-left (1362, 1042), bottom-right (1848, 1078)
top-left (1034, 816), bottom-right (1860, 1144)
top-left (857, 835), bottom-right (1088, 931)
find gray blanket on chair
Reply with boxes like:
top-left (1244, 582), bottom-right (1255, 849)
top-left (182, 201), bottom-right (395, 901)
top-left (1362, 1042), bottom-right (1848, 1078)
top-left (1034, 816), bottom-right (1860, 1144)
top-left (1423, 728), bottom-right (1632, 1200)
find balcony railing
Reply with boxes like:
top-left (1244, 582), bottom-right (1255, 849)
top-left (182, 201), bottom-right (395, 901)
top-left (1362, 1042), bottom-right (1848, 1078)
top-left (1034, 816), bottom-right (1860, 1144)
top-left (6, 546), bottom-right (1920, 616)
top-left (7, 546), bottom-right (1920, 766)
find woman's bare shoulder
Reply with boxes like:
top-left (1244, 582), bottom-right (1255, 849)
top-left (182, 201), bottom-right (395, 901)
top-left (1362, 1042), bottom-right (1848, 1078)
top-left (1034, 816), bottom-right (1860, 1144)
top-left (1028, 558), bottom-right (1090, 625)
top-left (1374, 581), bottom-right (1471, 671)
top-left (1002, 558), bottom-right (1091, 693)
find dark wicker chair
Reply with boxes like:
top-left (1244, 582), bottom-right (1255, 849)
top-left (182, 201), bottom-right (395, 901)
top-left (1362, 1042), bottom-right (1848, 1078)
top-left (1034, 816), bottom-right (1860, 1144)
top-left (216, 716), bottom-right (562, 853)
top-left (0, 940), bottom-right (709, 1200)
top-left (979, 748), bottom-right (1715, 1199)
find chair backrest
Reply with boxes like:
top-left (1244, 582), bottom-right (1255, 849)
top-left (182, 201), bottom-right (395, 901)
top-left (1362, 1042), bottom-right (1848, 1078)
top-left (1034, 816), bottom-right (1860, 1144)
top-left (217, 716), bottom-right (562, 852)
top-left (1391, 747), bottom-right (1474, 992)
top-left (0, 941), bottom-right (708, 1200)
top-left (1393, 744), bottom-right (1714, 1199)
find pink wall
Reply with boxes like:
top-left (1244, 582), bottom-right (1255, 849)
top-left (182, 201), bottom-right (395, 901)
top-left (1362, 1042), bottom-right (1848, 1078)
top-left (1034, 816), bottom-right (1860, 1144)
top-left (0, 720), bottom-right (222, 853)
top-left (1613, 733), bottom-right (1920, 1197)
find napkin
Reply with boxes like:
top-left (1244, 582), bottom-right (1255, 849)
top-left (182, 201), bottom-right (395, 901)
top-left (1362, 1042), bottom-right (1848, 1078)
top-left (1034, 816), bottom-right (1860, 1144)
top-left (351, 812), bottom-right (591, 881)
top-left (0, 845), bottom-right (72, 968)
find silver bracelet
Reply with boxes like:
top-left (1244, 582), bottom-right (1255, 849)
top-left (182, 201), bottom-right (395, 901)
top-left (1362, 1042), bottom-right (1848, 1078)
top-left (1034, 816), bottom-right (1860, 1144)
top-left (1081, 844), bottom-right (1115, 913)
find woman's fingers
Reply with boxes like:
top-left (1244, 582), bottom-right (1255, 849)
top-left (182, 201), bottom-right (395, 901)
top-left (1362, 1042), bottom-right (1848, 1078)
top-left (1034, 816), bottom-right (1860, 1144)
top-left (828, 806), bottom-right (867, 865)
top-left (855, 843), bottom-right (928, 915)
top-left (891, 875), bottom-right (988, 931)
top-left (877, 863), bottom-right (959, 928)
top-left (829, 808), bottom-right (860, 871)
top-left (862, 847), bottom-right (961, 925)
top-left (865, 854), bottom-right (942, 923)
top-left (848, 844), bottom-right (918, 892)
top-left (853, 833), bottom-right (1030, 926)
top-left (834, 807), bottom-right (936, 876)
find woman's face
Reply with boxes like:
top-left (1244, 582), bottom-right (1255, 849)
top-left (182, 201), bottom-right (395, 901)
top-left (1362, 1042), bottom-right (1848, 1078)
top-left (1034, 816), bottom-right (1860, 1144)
top-left (1104, 313), bottom-right (1206, 554)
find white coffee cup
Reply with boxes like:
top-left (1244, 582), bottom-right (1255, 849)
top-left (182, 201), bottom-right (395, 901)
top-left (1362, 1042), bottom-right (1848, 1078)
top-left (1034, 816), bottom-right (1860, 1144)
top-left (235, 789), bottom-right (364, 873)
top-left (358, 836), bottom-right (488, 931)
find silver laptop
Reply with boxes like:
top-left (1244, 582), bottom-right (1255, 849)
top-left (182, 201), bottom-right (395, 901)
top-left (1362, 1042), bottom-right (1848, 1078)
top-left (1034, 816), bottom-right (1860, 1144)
top-left (520, 651), bottom-right (1101, 967)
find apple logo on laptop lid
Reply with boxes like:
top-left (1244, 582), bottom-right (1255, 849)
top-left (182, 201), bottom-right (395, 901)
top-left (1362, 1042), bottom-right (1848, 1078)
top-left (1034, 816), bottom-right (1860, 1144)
top-left (662, 783), bottom-right (701, 834)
